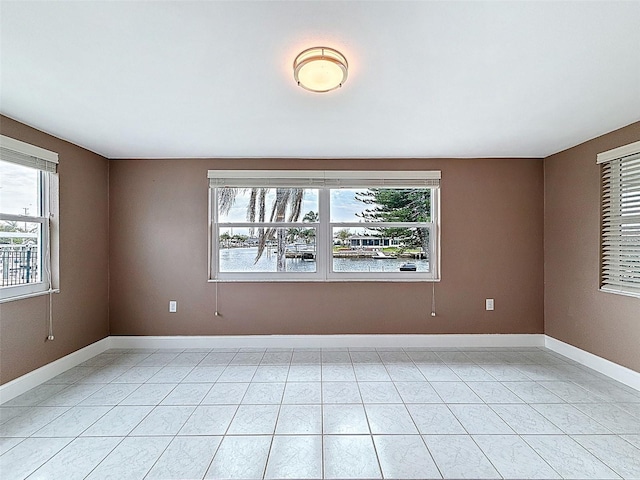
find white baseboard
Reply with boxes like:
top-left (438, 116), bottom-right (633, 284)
top-left (0, 337), bottom-right (111, 404)
top-left (545, 336), bottom-right (640, 391)
top-left (2, 334), bottom-right (541, 404)
top-left (109, 333), bottom-right (546, 350)
top-left (5, 334), bottom-right (637, 405)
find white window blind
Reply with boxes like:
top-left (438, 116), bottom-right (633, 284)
top-left (597, 140), bottom-right (640, 298)
top-left (0, 135), bottom-right (59, 173)
top-left (208, 170), bottom-right (441, 188)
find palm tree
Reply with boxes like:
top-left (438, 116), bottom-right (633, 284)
top-left (301, 229), bottom-right (316, 245)
top-left (218, 187), bottom-right (305, 270)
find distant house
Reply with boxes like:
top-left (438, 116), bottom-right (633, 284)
top-left (348, 236), bottom-right (401, 249)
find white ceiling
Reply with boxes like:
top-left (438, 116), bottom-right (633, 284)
top-left (1, 1), bottom-right (639, 159)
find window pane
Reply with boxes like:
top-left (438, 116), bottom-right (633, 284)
top-left (218, 188), bottom-right (318, 223)
top-left (0, 221), bottom-right (42, 286)
top-left (219, 227), bottom-right (316, 273)
top-left (330, 188), bottom-right (431, 222)
top-left (332, 226), bottom-right (430, 273)
top-left (0, 160), bottom-right (39, 216)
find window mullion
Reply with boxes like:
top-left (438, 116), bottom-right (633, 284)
top-left (319, 188), bottom-right (330, 279)
top-left (218, 222), bottom-right (316, 229)
top-left (431, 187), bottom-right (440, 279)
top-left (329, 222), bottom-right (430, 228)
top-left (210, 187), bottom-right (218, 280)
top-left (0, 213), bottom-right (46, 223)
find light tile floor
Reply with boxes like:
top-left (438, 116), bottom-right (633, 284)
top-left (1, 347), bottom-right (640, 479)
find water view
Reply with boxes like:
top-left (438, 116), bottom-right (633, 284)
top-left (219, 247), bottom-right (430, 273)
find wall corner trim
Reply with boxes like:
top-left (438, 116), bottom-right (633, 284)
top-left (0, 337), bottom-right (111, 404)
top-left (545, 335), bottom-right (640, 391)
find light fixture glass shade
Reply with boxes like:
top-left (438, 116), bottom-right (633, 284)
top-left (293, 47), bottom-right (348, 93)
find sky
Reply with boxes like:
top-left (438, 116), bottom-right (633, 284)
top-left (218, 188), bottom-right (369, 224)
top-left (0, 161), bottom-right (39, 216)
top-left (1, 167), bottom-right (411, 230)
top-left (1, 168), bottom-right (367, 221)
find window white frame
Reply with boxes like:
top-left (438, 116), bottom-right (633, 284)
top-left (597, 140), bottom-right (640, 299)
top-left (208, 170), bottom-right (441, 282)
top-left (0, 135), bottom-right (59, 302)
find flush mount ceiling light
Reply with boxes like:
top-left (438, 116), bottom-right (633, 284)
top-left (293, 47), bottom-right (348, 93)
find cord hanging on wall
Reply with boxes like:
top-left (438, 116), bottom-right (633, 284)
top-left (214, 280), bottom-right (221, 317)
top-left (46, 217), bottom-right (55, 340)
top-left (430, 282), bottom-right (436, 317)
top-left (47, 292), bottom-right (54, 341)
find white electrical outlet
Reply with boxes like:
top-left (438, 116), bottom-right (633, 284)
top-left (169, 301), bottom-right (177, 313)
top-left (485, 298), bottom-right (494, 311)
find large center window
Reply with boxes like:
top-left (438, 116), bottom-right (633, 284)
top-left (209, 171), bottom-right (440, 281)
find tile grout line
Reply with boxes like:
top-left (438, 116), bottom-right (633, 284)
top-left (3, 346), bottom-right (640, 480)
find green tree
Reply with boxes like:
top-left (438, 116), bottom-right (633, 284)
top-left (0, 220), bottom-right (37, 245)
top-left (300, 228), bottom-right (316, 244)
top-left (232, 234), bottom-right (248, 244)
top-left (299, 211), bottom-right (318, 245)
top-left (286, 228), bottom-right (301, 243)
top-left (219, 232), bottom-right (231, 248)
top-left (355, 188), bottom-right (430, 253)
top-left (336, 228), bottom-right (351, 246)
top-left (302, 211), bottom-right (318, 223)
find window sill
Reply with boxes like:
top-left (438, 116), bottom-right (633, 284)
top-left (0, 288), bottom-right (60, 304)
top-left (208, 278), bottom-right (440, 283)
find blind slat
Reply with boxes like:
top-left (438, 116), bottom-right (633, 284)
top-left (602, 257), bottom-right (640, 264)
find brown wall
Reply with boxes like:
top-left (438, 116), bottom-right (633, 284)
top-left (544, 122), bottom-right (640, 372)
top-left (5, 113), bottom-right (639, 384)
top-left (109, 158), bottom-right (544, 337)
top-left (0, 116), bottom-right (110, 384)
